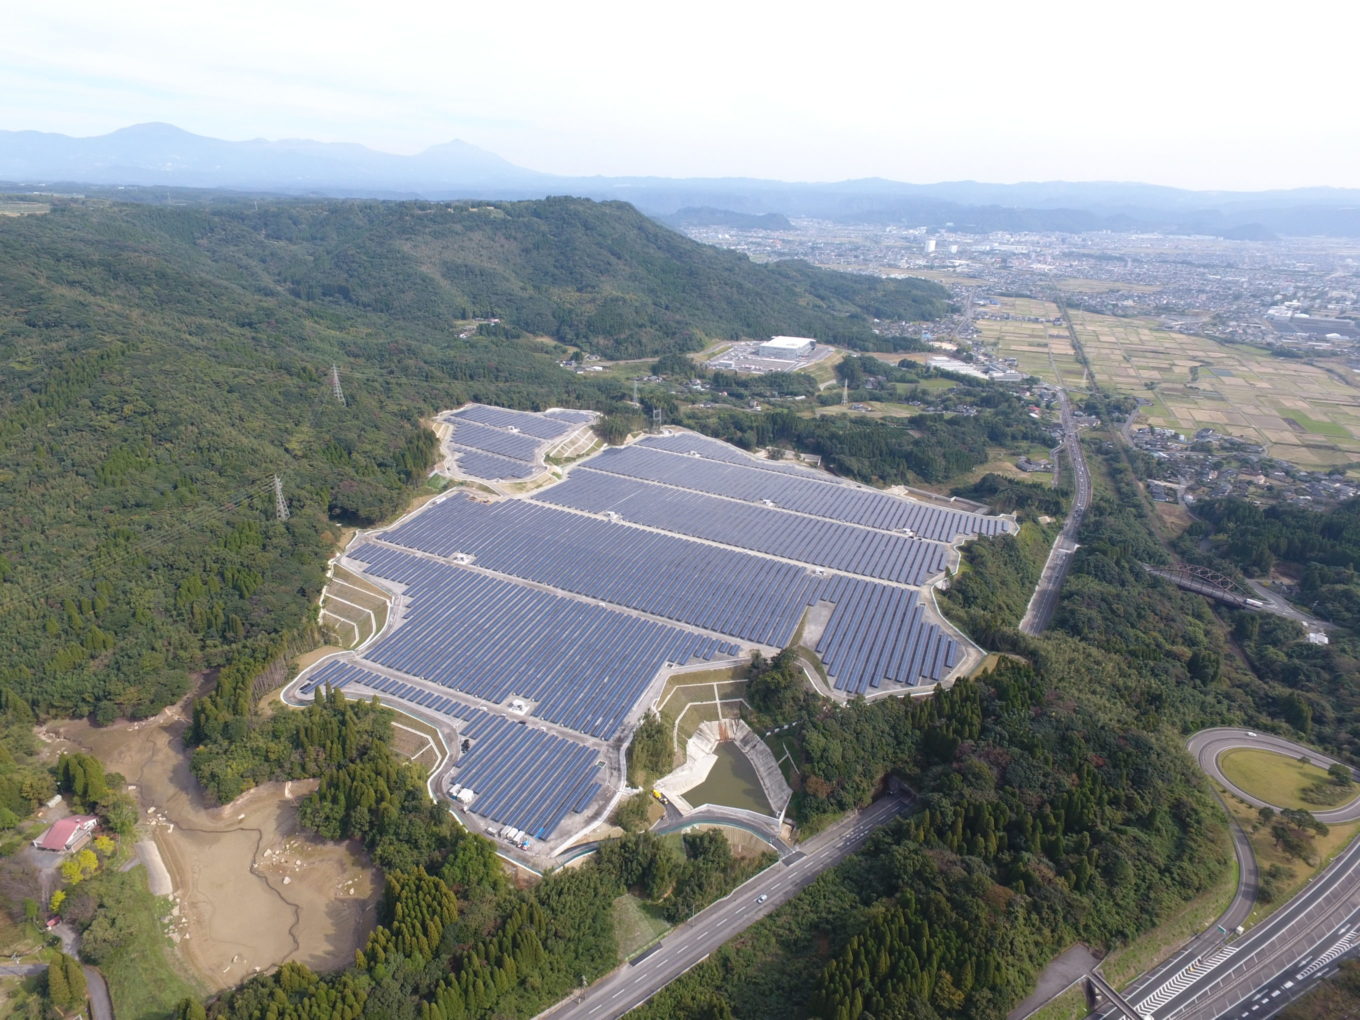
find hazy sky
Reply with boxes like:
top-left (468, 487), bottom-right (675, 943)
top-left (4, 0), bottom-right (1356, 190)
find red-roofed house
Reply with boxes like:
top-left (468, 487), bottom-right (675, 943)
top-left (32, 815), bottom-right (98, 853)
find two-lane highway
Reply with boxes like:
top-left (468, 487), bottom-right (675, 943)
top-left (541, 795), bottom-right (909, 1020)
top-left (1021, 387), bottom-right (1091, 635)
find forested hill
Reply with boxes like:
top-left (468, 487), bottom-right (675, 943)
top-left (0, 196), bottom-right (946, 725)
top-left (14, 196), bottom-right (946, 360)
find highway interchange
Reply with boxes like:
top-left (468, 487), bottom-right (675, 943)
top-left (1089, 729), bottom-right (1360, 1020)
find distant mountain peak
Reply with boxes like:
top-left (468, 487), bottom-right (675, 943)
top-left (107, 121), bottom-right (200, 140)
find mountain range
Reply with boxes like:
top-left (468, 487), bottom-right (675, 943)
top-left (4, 123), bottom-right (1360, 237)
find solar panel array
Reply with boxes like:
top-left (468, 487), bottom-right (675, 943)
top-left (451, 450), bottom-right (538, 480)
top-left (587, 442), bottom-right (1011, 542)
top-left (638, 432), bottom-right (821, 477)
top-left (298, 659), bottom-right (600, 839)
top-left (294, 419), bottom-right (992, 843)
top-left (449, 404), bottom-right (578, 440)
top-left (346, 543), bottom-right (737, 738)
top-left (379, 496), bottom-right (825, 647)
top-left (438, 404), bottom-right (591, 482)
top-left (534, 468), bottom-right (949, 585)
top-left (375, 493), bottom-right (959, 693)
top-left (447, 420), bottom-right (544, 461)
top-left (544, 408), bottom-right (595, 424)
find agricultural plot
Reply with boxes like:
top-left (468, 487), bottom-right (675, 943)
top-left (1068, 311), bottom-right (1360, 469)
top-left (973, 296), bottom-right (1085, 387)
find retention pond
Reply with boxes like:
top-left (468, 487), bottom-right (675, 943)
top-left (686, 741), bottom-right (771, 815)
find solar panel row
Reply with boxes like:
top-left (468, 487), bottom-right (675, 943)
top-left (450, 403), bottom-right (578, 440)
top-left (450, 447), bottom-right (539, 480)
top-left (637, 432), bottom-right (824, 477)
top-left (543, 408), bottom-right (595, 424)
top-left (534, 467), bottom-right (948, 585)
top-left (348, 543), bottom-right (739, 738)
top-left (298, 660), bottom-right (600, 839)
top-left (585, 443), bottom-right (1009, 542)
top-left (446, 419), bottom-right (544, 462)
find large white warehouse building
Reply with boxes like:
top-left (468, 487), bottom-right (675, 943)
top-left (758, 335), bottom-right (816, 360)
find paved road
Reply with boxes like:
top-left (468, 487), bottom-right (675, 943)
top-left (0, 962), bottom-right (45, 977)
top-left (85, 963), bottom-right (114, 1020)
top-left (540, 795), bottom-right (909, 1020)
top-left (1190, 728), bottom-right (1360, 825)
top-left (1241, 579), bottom-right (1332, 634)
top-left (1020, 388), bottom-right (1092, 635)
top-left (1090, 729), bottom-right (1360, 1019)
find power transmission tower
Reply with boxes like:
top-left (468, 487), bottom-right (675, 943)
top-left (842, 379), bottom-right (848, 405)
top-left (330, 364), bottom-right (346, 406)
top-left (651, 408), bottom-right (664, 433)
top-left (274, 475), bottom-right (290, 522)
top-left (632, 378), bottom-right (639, 405)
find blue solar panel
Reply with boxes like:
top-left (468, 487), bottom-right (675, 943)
top-left (534, 468), bottom-right (948, 585)
top-left (586, 442), bottom-right (1010, 542)
top-left (294, 416), bottom-right (982, 842)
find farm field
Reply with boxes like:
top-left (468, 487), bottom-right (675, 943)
top-left (1068, 310), bottom-right (1360, 470)
top-left (974, 295), bottom-right (1086, 387)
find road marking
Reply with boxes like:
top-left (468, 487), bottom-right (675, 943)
top-left (1136, 945), bottom-right (1239, 1014)
top-left (1296, 930), bottom-right (1359, 980)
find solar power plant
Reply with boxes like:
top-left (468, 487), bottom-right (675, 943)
top-left (298, 659), bottom-right (602, 839)
top-left (295, 420), bottom-right (1001, 843)
top-left (374, 492), bottom-right (961, 693)
top-left (533, 468), bottom-right (949, 585)
top-left (587, 440), bottom-right (1011, 542)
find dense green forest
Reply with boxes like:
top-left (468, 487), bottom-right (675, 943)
top-left (0, 196), bottom-right (947, 724)
top-left (1179, 497), bottom-right (1360, 754)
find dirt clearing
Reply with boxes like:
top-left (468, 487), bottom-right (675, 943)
top-left (44, 701), bottom-right (380, 992)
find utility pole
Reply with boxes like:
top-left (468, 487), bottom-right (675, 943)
top-left (330, 363), bottom-right (346, 406)
top-left (273, 475), bottom-right (290, 522)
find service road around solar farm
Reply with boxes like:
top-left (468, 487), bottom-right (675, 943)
top-left (286, 406), bottom-right (1015, 863)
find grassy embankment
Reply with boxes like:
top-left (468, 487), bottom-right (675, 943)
top-left (86, 869), bottom-right (204, 1019)
top-left (1218, 748), bottom-right (1354, 812)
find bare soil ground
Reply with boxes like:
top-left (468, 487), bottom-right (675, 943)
top-left (42, 702), bottom-right (380, 992)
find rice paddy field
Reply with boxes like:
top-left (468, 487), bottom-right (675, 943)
top-left (973, 296), bottom-right (1087, 388)
top-left (1068, 310), bottom-right (1360, 470)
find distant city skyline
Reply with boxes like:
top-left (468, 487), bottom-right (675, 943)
top-left (4, 0), bottom-right (1357, 191)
